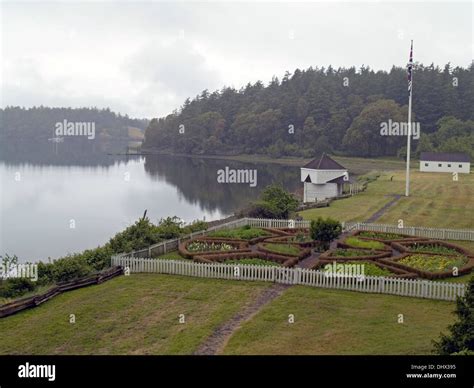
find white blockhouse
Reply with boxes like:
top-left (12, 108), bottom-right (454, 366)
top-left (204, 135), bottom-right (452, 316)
top-left (301, 153), bottom-right (349, 202)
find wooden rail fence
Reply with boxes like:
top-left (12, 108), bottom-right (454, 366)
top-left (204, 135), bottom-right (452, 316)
top-left (0, 266), bottom-right (123, 319)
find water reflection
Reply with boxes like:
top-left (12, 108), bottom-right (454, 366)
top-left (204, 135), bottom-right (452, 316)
top-left (0, 148), bottom-right (301, 261)
top-left (143, 154), bottom-right (300, 214)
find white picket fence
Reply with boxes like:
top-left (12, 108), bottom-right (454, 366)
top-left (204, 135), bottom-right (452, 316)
top-left (111, 257), bottom-right (466, 302)
top-left (345, 222), bottom-right (474, 241)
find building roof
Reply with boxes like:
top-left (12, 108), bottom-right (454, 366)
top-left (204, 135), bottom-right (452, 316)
top-left (303, 153), bottom-right (347, 170)
top-left (327, 174), bottom-right (355, 184)
top-left (420, 152), bottom-right (470, 163)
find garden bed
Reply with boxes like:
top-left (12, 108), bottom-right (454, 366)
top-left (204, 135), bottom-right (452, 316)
top-left (338, 236), bottom-right (391, 251)
top-left (205, 226), bottom-right (286, 244)
top-left (391, 240), bottom-right (474, 257)
top-left (221, 258), bottom-right (280, 267)
top-left (179, 239), bottom-right (251, 259)
top-left (319, 248), bottom-right (392, 261)
top-left (380, 253), bottom-right (474, 279)
top-left (261, 234), bottom-right (319, 248)
top-left (194, 251), bottom-right (298, 267)
top-left (257, 242), bottom-right (311, 260)
top-left (312, 259), bottom-right (416, 279)
top-left (352, 230), bottom-right (428, 243)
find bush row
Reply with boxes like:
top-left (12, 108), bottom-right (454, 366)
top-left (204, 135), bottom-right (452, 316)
top-left (1, 217), bottom-right (207, 301)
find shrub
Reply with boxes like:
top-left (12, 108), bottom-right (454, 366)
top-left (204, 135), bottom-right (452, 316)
top-left (248, 201), bottom-right (281, 219)
top-left (182, 220), bottom-right (208, 234)
top-left (50, 255), bottom-right (93, 283)
top-left (81, 245), bottom-right (115, 271)
top-left (310, 217), bottom-right (342, 250)
top-left (0, 278), bottom-right (36, 298)
top-left (248, 185), bottom-right (298, 219)
top-left (37, 262), bottom-right (55, 285)
top-left (434, 277), bottom-right (474, 354)
top-left (107, 217), bottom-right (162, 253)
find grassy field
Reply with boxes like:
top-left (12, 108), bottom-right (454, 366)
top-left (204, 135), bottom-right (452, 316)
top-left (299, 172), bottom-right (398, 223)
top-left (377, 171), bottom-right (474, 229)
top-left (300, 170), bottom-right (474, 229)
top-left (0, 274), bottom-right (268, 355)
top-left (144, 151), bottom-right (405, 174)
top-left (0, 274), bottom-right (458, 355)
top-left (223, 285), bottom-right (455, 355)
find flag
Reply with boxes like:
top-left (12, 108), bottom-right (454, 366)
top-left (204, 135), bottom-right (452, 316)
top-left (407, 40), bottom-right (413, 93)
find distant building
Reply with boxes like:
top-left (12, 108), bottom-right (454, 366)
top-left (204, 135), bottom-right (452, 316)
top-left (419, 152), bottom-right (471, 174)
top-left (300, 153), bottom-right (349, 202)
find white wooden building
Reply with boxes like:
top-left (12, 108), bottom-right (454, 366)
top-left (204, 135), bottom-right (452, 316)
top-left (419, 152), bottom-right (471, 174)
top-left (301, 154), bottom-right (349, 202)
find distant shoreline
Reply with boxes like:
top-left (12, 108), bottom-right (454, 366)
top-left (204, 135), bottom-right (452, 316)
top-left (138, 148), bottom-right (407, 173)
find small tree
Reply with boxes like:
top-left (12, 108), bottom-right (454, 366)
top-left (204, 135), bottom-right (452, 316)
top-left (248, 184), bottom-right (298, 219)
top-left (433, 277), bottom-right (474, 355)
top-left (310, 217), bottom-right (342, 250)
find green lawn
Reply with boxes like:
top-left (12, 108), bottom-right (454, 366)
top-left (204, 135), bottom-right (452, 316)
top-left (377, 171), bottom-right (474, 229)
top-left (299, 172), bottom-right (398, 223)
top-left (300, 170), bottom-right (474, 229)
top-left (344, 237), bottom-right (386, 250)
top-left (197, 153), bottom-right (406, 175)
top-left (0, 273), bottom-right (461, 355)
top-left (206, 227), bottom-right (269, 240)
top-left (262, 243), bottom-right (301, 256)
top-left (154, 251), bottom-right (188, 260)
top-left (223, 285), bottom-right (455, 355)
top-left (0, 274), bottom-right (268, 355)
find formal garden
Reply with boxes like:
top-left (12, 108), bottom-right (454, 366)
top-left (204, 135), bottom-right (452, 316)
top-left (166, 222), bottom-right (474, 282)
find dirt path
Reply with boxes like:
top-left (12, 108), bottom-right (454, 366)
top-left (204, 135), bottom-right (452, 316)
top-left (193, 283), bottom-right (290, 355)
top-left (365, 194), bottom-right (402, 223)
top-left (194, 194), bottom-right (403, 355)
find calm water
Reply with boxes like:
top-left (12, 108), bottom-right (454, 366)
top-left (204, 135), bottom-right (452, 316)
top-left (0, 148), bottom-right (299, 262)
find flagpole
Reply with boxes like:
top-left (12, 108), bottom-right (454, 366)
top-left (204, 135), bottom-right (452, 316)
top-left (405, 40), bottom-right (413, 197)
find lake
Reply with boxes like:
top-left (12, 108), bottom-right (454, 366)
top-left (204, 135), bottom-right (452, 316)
top-left (0, 148), bottom-right (300, 262)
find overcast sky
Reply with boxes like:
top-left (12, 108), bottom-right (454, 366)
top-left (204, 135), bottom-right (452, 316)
top-left (1, 1), bottom-right (472, 119)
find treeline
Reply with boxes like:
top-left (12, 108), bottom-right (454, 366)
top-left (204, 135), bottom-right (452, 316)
top-left (0, 106), bottom-right (149, 144)
top-left (143, 63), bottom-right (473, 158)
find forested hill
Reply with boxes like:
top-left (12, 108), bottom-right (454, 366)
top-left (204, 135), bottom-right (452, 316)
top-left (0, 107), bottom-right (149, 144)
top-left (143, 63), bottom-right (474, 159)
